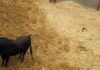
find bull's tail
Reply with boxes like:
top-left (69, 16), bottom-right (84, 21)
top-left (29, 36), bottom-right (33, 60)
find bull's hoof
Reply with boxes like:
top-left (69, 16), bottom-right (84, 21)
top-left (2, 63), bottom-right (4, 66)
top-left (5, 65), bottom-right (8, 68)
top-left (5, 64), bottom-right (8, 67)
top-left (1, 63), bottom-right (5, 67)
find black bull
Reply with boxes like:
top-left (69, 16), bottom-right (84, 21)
top-left (0, 35), bottom-right (33, 67)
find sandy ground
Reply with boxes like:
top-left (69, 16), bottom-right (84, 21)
top-left (0, 0), bottom-right (100, 70)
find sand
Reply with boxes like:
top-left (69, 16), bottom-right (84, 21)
top-left (0, 0), bottom-right (100, 70)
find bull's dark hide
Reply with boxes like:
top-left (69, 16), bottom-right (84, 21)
top-left (0, 35), bottom-right (33, 67)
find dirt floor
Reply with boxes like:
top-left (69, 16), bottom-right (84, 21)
top-left (0, 0), bottom-right (100, 70)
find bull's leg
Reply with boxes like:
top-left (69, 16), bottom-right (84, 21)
top-left (2, 58), bottom-right (5, 66)
top-left (5, 57), bottom-right (10, 67)
top-left (1, 56), bottom-right (5, 66)
top-left (19, 53), bottom-right (22, 59)
top-left (19, 53), bottom-right (23, 62)
top-left (21, 51), bottom-right (27, 62)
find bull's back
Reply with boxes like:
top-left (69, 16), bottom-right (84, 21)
top-left (14, 35), bottom-right (31, 52)
top-left (0, 38), bottom-right (18, 55)
top-left (15, 35), bottom-right (31, 46)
